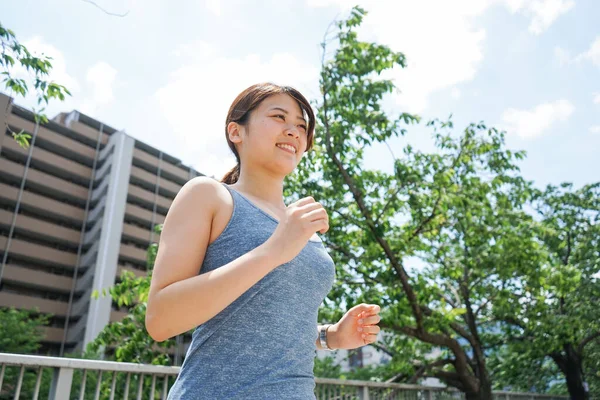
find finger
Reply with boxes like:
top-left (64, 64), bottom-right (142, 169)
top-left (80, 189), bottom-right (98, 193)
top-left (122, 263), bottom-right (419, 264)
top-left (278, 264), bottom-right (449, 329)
top-left (348, 303), bottom-right (377, 317)
top-left (296, 201), bottom-right (323, 214)
top-left (310, 220), bottom-right (329, 234)
top-left (358, 315), bottom-right (381, 325)
top-left (363, 333), bottom-right (378, 344)
top-left (293, 196), bottom-right (317, 207)
top-left (348, 303), bottom-right (369, 317)
top-left (358, 325), bottom-right (380, 335)
top-left (359, 309), bottom-right (381, 319)
top-left (304, 208), bottom-right (328, 223)
top-left (368, 304), bottom-right (381, 314)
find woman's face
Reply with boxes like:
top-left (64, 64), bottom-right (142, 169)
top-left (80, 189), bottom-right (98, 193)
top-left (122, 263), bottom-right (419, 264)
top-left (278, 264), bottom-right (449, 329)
top-left (231, 93), bottom-right (309, 176)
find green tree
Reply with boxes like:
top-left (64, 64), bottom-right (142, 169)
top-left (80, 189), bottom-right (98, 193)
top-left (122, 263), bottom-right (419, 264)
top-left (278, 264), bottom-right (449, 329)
top-left (0, 307), bottom-right (49, 353)
top-left (0, 21), bottom-right (70, 148)
top-left (535, 183), bottom-right (599, 399)
top-left (285, 7), bottom-right (563, 399)
top-left (487, 346), bottom-right (567, 394)
top-left (490, 183), bottom-right (599, 399)
top-left (314, 356), bottom-right (343, 379)
top-left (0, 308), bottom-right (53, 399)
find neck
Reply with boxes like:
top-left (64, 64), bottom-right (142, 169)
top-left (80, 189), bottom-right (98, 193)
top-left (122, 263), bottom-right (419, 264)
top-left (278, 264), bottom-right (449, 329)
top-left (230, 165), bottom-right (286, 208)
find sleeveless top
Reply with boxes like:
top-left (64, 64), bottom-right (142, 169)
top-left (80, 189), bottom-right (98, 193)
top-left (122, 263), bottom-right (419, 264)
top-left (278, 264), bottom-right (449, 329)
top-left (167, 184), bottom-right (336, 399)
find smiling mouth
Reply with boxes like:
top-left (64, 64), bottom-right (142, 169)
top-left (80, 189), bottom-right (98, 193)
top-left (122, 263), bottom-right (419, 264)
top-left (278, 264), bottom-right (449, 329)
top-left (276, 144), bottom-right (297, 154)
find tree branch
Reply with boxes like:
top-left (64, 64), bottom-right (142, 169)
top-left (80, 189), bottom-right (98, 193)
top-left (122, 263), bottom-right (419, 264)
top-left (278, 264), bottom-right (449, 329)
top-left (550, 351), bottom-right (567, 374)
top-left (81, 0), bottom-right (129, 17)
top-left (458, 253), bottom-right (487, 379)
top-left (577, 331), bottom-right (600, 355)
top-left (564, 231), bottom-right (571, 266)
top-left (474, 295), bottom-right (494, 317)
top-left (410, 189), bottom-right (443, 240)
top-left (408, 358), bottom-right (455, 384)
top-left (322, 240), bottom-right (382, 288)
top-left (418, 305), bottom-right (476, 349)
top-left (332, 209), bottom-right (366, 230)
top-left (375, 185), bottom-right (402, 225)
top-left (369, 342), bottom-right (396, 358)
top-left (501, 316), bottom-right (526, 331)
top-left (409, 135), bottom-right (468, 242)
top-left (431, 370), bottom-right (467, 392)
top-left (380, 321), bottom-right (475, 388)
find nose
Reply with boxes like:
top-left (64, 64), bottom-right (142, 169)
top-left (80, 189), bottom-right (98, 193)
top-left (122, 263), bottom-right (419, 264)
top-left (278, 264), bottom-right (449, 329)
top-left (285, 126), bottom-right (300, 138)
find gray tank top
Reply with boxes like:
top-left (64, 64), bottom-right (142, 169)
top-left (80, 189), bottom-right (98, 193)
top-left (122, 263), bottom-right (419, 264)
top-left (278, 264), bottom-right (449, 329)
top-left (167, 184), bottom-right (336, 399)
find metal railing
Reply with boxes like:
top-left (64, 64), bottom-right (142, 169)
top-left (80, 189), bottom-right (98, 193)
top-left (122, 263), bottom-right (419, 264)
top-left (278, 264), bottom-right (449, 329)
top-left (0, 353), bottom-right (569, 400)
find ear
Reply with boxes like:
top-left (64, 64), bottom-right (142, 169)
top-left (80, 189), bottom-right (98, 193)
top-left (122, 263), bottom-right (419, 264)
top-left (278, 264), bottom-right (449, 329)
top-left (227, 122), bottom-right (243, 144)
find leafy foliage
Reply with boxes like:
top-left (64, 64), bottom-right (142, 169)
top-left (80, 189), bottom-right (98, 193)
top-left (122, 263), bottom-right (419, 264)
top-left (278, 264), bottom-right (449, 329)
top-left (0, 308), bottom-right (52, 399)
top-left (0, 22), bottom-right (70, 147)
top-left (489, 183), bottom-right (600, 398)
top-left (0, 307), bottom-right (49, 353)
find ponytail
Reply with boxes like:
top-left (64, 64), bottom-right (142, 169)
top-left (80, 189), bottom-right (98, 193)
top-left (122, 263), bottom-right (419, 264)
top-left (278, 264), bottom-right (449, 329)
top-left (221, 163), bottom-right (240, 184)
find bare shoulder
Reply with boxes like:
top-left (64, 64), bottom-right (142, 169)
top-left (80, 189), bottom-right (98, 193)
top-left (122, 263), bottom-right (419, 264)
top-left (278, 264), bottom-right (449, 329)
top-left (149, 177), bottom-right (232, 293)
top-left (173, 176), bottom-right (230, 209)
top-left (170, 176), bottom-right (233, 243)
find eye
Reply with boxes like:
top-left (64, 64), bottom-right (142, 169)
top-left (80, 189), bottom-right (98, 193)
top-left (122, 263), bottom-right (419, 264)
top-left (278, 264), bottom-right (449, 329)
top-left (273, 114), bottom-right (286, 121)
top-left (297, 124), bottom-right (307, 133)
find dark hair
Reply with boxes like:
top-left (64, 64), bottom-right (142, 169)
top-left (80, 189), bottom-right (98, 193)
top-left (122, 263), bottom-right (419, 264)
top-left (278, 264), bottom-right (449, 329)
top-left (221, 82), bottom-right (316, 184)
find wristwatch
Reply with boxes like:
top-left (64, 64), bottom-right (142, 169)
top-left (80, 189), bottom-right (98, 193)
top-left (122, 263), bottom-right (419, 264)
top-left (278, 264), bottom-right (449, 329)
top-left (318, 324), bottom-right (333, 351)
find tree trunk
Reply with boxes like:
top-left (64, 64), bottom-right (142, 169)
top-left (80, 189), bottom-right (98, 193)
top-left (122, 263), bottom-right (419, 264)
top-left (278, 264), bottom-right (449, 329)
top-left (464, 376), bottom-right (493, 400)
top-left (552, 345), bottom-right (589, 400)
top-left (563, 345), bottom-right (589, 400)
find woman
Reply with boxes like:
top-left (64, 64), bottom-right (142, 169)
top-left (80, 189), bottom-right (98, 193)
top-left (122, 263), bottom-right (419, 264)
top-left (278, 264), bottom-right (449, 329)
top-left (146, 82), bottom-right (381, 399)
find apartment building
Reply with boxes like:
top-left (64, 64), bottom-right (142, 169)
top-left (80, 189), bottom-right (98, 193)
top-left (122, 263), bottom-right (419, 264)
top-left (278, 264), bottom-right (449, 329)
top-left (0, 92), bottom-right (203, 356)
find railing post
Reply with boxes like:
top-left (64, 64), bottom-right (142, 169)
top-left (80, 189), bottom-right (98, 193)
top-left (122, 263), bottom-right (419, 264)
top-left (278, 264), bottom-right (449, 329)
top-left (358, 385), bottom-right (370, 400)
top-left (424, 389), bottom-right (432, 400)
top-left (48, 367), bottom-right (74, 400)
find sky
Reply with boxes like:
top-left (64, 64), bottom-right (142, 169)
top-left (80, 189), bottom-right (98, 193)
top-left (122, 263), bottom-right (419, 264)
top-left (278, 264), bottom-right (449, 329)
top-left (3, 0), bottom-right (599, 189)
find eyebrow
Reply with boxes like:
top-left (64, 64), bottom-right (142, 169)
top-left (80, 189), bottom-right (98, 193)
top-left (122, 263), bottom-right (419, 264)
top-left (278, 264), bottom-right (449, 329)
top-left (269, 107), bottom-right (307, 124)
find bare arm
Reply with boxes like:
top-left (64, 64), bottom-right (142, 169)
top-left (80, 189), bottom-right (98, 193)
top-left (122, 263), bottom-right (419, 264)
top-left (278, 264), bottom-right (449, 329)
top-left (145, 178), bottom-right (282, 342)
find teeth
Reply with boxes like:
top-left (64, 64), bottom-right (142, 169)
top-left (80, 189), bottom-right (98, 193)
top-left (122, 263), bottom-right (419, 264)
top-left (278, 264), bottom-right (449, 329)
top-left (277, 144), bottom-right (296, 153)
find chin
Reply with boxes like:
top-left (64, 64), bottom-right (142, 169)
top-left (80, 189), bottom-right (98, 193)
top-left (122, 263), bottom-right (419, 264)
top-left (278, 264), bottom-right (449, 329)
top-left (270, 161), bottom-right (297, 176)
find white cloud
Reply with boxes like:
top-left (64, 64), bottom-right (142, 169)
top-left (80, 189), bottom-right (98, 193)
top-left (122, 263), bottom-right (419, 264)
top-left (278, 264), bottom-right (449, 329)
top-left (152, 41), bottom-right (319, 178)
top-left (205, 0), bottom-right (221, 16)
top-left (594, 92), bottom-right (600, 104)
top-left (304, 0), bottom-right (572, 114)
top-left (502, 99), bottom-right (574, 139)
top-left (80, 62), bottom-right (118, 115)
top-left (451, 88), bottom-right (462, 100)
top-left (556, 37), bottom-right (600, 67)
top-left (590, 126), bottom-right (600, 134)
top-left (575, 37), bottom-right (600, 67)
top-left (307, 0), bottom-right (490, 113)
top-left (507, 0), bottom-right (575, 35)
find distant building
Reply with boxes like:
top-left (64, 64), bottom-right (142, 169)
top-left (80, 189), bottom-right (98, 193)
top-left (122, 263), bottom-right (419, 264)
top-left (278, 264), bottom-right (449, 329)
top-left (0, 92), bottom-right (203, 356)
